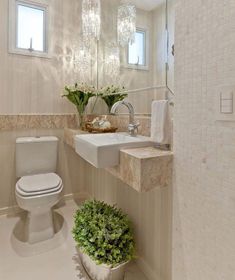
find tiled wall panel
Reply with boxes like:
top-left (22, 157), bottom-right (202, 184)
top-left (173, 1), bottom-right (235, 279)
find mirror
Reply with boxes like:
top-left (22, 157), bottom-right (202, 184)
top-left (74, 0), bottom-right (175, 115)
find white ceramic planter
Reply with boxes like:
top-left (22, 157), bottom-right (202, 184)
top-left (78, 249), bottom-right (129, 280)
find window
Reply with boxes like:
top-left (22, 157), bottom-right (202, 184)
top-left (17, 4), bottom-right (45, 52)
top-left (9, 0), bottom-right (49, 57)
top-left (128, 30), bottom-right (146, 65)
top-left (127, 29), bottom-right (149, 70)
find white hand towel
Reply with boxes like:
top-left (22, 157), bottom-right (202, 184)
top-left (151, 100), bottom-right (171, 145)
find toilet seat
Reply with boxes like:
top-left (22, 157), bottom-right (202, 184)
top-left (16, 173), bottom-right (63, 197)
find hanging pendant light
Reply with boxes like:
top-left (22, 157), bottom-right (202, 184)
top-left (82, 0), bottom-right (101, 42)
top-left (105, 45), bottom-right (120, 78)
top-left (73, 42), bottom-right (91, 74)
top-left (117, 4), bottom-right (136, 47)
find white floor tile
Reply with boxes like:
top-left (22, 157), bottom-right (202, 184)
top-left (0, 200), bottom-right (148, 280)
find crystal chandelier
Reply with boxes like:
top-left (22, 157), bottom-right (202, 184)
top-left (73, 43), bottom-right (91, 74)
top-left (105, 46), bottom-right (120, 78)
top-left (82, 0), bottom-right (101, 42)
top-left (117, 4), bottom-right (136, 47)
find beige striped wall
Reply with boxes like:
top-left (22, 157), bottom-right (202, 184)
top-left (0, 0), bottom-right (171, 115)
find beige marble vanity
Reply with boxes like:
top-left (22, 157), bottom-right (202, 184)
top-left (64, 128), bottom-right (173, 192)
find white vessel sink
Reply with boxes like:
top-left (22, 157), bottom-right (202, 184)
top-left (75, 133), bottom-right (152, 168)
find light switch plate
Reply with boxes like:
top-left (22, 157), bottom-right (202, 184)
top-left (216, 85), bottom-right (235, 121)
top-left (220, 93), bottom-right (233, 114)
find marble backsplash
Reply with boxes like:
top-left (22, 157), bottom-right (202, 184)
top-left (0, 114), bottom-right (151, 136)
top-left (0, 114), bottom-right (79, 130)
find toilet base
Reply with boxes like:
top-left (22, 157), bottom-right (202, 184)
top-left (15, 180), bottom-right (63, 244)
top-left (27, 209), bottom-right (54, 244)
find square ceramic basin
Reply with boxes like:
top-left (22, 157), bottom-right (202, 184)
top-left (75, 133), bottom-right (152, 168)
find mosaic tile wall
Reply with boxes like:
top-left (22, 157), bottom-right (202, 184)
top-left (173, 1), bottom-right (235, 279)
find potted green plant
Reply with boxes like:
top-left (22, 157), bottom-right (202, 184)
top-left (99, 85), bottom-right (128, 113)
top-left (62, 83), bottom-right (96, 130)
top-left (73, 200), bottom-right (135, 280)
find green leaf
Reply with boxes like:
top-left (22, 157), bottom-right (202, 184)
top-left (72, 200), bottom-right (135, 267)
top-left (62, 83), bottom-right (96, 113)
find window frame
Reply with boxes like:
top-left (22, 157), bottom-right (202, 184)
top-left (125, 27), bottom-right (149, 71)
top-left (8, 0), bottom-right (50, 58)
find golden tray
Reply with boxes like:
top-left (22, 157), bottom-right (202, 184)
top-left (85, 122), bottom-right (118, 133)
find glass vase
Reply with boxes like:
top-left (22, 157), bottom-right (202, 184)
top-left (77, 111), bottom-right (86, 131)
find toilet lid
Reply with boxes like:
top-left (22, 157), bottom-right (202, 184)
top-left (17, 173), bottom-right (62, 193)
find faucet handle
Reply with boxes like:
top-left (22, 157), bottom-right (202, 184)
top-left (128, 122), bottom-right (140, 136)
top-left (134, 121), bottom-right (140, 128)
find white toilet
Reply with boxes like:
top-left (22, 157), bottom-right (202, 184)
top-left (15, 136), bottom-right (63, 244)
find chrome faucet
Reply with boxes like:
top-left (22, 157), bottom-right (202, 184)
top-left (110, 101), bottom-right (140, 136)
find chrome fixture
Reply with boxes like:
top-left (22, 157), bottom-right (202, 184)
top-left (117, 4), bottom-right (136, 47)
top-left (110, 101), bottom-right (140, 136)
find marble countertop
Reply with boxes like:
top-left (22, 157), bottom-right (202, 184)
top-left (64, 128), bottom-right (173, 192)
top-left (122, 146), bottom-right (173, 159)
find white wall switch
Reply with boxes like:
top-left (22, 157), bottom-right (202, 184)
top-left (220, 92), bottom-right (233, 114)
top-left (216, 86), bottom-right (235, 121)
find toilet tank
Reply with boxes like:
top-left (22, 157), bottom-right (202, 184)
top-left (16, 136), bottom-right (59, 178)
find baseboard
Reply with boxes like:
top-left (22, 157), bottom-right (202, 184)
top-left (62, 192), bottom-right (91, 202)
top-left (136, 257), bottom-right (161, 280)
top-left (0, 192), bottom-right (91, 217)
top-left (0, 205), bottom-right (22, 216)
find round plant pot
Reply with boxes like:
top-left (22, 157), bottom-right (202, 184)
top-left (78, 249), bottom-right (129, 280)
